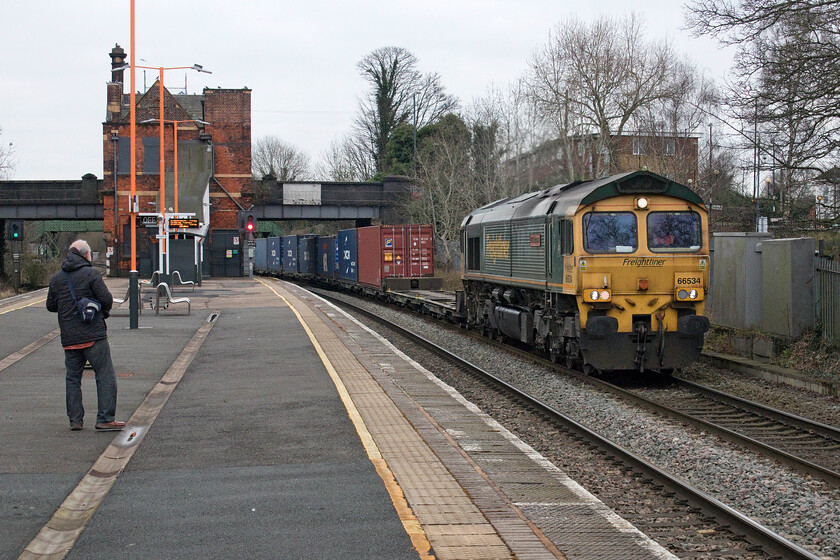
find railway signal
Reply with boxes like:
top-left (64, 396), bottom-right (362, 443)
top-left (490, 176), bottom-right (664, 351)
top-left (7, 219), bottom-right (23, 240)
top-left (238, 211), bottom-right (257, 234)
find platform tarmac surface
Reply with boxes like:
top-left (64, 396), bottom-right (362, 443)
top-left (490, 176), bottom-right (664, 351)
top-left (0, 278), bottom-right (676, 560)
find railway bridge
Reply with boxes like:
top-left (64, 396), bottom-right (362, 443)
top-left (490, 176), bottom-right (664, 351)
top-left (0, 175), bottom-right (412, 278)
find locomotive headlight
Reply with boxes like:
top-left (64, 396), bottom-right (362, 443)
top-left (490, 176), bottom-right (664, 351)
top-left (585, 289), bottom-right (611, 302)
top-left (689, 289), bottom-right (698, 300)
top-left (678, 289), bottom-right (688, 300)
top-left (635, 197), bottom-right (649, 209)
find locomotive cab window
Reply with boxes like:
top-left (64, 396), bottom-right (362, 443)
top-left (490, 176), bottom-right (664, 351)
top-left (647, 212), bottom-right (702, 252)
top-left (583, 212), bottom-right (638, 254)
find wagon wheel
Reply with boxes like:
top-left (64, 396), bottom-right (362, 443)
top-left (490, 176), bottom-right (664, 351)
top-left (582, 362), bottom-right (597, 376)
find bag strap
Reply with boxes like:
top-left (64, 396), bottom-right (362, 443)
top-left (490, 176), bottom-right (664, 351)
top-left (63, 271), bottom-right (80, 304)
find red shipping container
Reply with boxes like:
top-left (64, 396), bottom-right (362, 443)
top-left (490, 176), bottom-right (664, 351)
top-left (357, 225), bottom-right (435, 288)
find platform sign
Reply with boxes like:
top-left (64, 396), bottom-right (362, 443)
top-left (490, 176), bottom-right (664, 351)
top-left (168, 217), bottom-right (199, 229)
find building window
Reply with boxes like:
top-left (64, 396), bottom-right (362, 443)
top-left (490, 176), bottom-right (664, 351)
top-left (143, 137), bottom-right (160, 174)
top-left (632, 137), bottom-right (645, 156)
top-left (117, 137), bottom-right (130, 174)
top-left (664, 138), bottom-right (675, 156)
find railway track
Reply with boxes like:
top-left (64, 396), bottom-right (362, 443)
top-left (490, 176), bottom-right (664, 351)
top-left (625, 377), bottom-right (840, 488)
top-left (316, 289), bottom-right (823, 560)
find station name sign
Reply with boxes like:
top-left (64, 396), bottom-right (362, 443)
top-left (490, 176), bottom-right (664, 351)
top-left (168, 217), bottom-right (200, 229)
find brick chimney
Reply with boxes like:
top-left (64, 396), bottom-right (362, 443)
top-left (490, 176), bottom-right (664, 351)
top-left (107, 44), bottom-right (125, 123)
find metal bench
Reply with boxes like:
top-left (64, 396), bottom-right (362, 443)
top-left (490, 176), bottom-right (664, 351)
top-left (153, 282), bottom-right (191, 315)
top-left (112, 287), bottom-right (141, 314)
top-left (171, 270), bottom-right (195, 292)
top-left (139, 271), bottom-right (161, 292)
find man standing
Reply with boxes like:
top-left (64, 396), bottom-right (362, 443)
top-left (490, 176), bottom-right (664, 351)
top-left (46, 240), bottom-right (125, 431)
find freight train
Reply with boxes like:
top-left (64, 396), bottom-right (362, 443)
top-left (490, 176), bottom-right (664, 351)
top-left (255, 224), bottom-right (440, 293)
top-left (255, 170), bottom-right (710, 374)
top-left (459, 170), bottom-right (710, 373)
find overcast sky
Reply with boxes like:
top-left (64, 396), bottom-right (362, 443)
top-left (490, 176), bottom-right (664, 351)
top-left (1, 1), bottom-right (732, 181)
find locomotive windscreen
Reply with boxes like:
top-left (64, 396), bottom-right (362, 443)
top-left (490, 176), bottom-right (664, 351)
top-left (583, 212), bottom-right (638, 253)
top-left (647, 212), bottom-right (702, 252)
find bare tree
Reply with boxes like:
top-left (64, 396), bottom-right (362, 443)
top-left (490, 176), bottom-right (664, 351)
top-left (411, 114), bottom-right (473, 262)
top-left (354, 47), bottom-right (458, 174)
top-left (687, 0), bottom-right (840, 229)
top-left (469, 82), bottom-right (548, 196)
top-left (316, 135), bottom-right (376, 182)
top-left (527, 14), bottom-right (690, 179)
top-left (0, 126), bottom-right (15, 180)
top-left (252, 136), bottom-right (312, 181)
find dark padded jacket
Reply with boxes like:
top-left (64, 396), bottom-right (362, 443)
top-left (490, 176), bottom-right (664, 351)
top-left (46, 249), bottom-right (114, 347)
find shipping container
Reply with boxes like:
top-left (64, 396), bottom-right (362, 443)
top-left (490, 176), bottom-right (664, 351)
top-left (357, 225), bottom-right (437, 289)
top-left (282, 235), bottom-right (299, 273)
top-left (254, 238), bottom-right (267, 271)
top-left (337, 229), bottom-right (358, 283)
top-left (298, 236), bottom-right (317, 277)
top-left (316, 235), bottom-right (337, 279)
top-left (267, 237), bottom-right (282, 272)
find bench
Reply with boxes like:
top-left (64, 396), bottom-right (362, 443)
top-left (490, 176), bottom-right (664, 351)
top-left (113, 287), bottom-right (141, 314)
top-left (171, 270), bottom-right (195, 292)
top-left (153, 282), bottom-right (191, 315)
top-left (139, 271), bottom-right (161, 292)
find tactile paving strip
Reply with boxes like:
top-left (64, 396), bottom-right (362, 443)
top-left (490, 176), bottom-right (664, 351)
top-left (273, 283), bottom-right (521, 560)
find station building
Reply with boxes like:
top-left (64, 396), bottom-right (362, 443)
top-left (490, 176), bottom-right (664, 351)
top-left (103, 44), bottom-right (252, 278)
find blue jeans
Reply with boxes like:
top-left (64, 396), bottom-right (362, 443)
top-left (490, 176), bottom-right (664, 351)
top-left (65, 338), bottom-right (118, 425)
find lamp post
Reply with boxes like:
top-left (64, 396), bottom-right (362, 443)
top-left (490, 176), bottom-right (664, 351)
top-left (122, 1), bottom-right (209, 324)
top-left (129, 0), bottom-right (138, 329)
top-left (134, 63), bottom-right (210, 284)
top-left (141, 117), bottom-right (208, 279)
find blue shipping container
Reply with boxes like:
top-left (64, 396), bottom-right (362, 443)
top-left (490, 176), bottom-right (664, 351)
top-left (337, 229), bottom-right (358, 283)
top-left (267, 237), bottom-right (282, 272)
top-left (254, 238), bottom-right (267, 270)
top-left (298, 236), bottom-right (317, 276)
top-left (282, 236), bottom-right (299, 272)
top-left (316, 235), bottom-right (336, 279)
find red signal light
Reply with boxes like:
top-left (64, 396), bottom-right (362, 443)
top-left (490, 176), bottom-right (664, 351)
top-left (246, 215), bottom-right (255, 232)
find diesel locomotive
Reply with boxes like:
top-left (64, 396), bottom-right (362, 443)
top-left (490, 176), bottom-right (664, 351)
top-left (458, 170), bottom-right (710, 373)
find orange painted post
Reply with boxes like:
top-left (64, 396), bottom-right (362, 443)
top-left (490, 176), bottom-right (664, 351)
top-left (129, 0), bottom-right (138, 329)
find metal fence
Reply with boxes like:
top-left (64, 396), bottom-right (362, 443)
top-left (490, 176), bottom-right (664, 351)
top-left (816, 257), bottom-right (840, 344)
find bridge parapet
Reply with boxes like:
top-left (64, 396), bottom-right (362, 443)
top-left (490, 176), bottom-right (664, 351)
top-left (0, 174), bottom-right (102, 205)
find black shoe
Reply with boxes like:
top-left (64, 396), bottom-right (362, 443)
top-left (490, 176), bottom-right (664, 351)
top-left (70, 422), bottom-right (83, 431)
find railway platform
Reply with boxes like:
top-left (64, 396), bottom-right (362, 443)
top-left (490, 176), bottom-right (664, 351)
top-left (1, 278), bottom-right (675, 560)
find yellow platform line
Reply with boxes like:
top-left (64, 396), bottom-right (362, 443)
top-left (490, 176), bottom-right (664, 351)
top-left (0, 296), bottom-right (47, 315)
top-left (257, 277), bottom-right (434, 560)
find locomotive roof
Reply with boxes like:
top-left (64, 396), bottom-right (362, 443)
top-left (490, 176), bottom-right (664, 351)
top-left (461, 170), bottom-right (704, 226)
